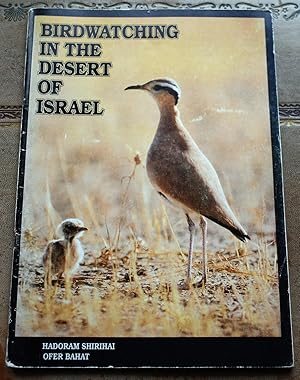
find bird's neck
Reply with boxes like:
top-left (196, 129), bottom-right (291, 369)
top-left (66, 236), bottom-right (75, 245)
top-left (158, 104), bottom-right (181, 129)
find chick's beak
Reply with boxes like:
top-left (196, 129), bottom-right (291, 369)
top-left (78, 226), bottom-right (88, 232)
top-left (124, 84), bottom-right (144, 91)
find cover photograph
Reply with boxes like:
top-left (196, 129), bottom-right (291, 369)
top-left (6, 8), bottom-right (293, 368)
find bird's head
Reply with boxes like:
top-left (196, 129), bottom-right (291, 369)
top-left (125, 78), bottom-right (181, 108)
top-left (56, 218), bottom-right (88, 240)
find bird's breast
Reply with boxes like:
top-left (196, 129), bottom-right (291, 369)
top-left (64, 239), bottom-right (84, 274)
top-left (146, 132), bottom-right (188, 196)
top-left (146, 126), bottom-right (229, 218)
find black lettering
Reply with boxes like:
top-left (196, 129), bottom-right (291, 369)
top-left (154, 25), bottom-right (166, 39)
top-left (38, 60), bottom-right (51, 75)
top-left (167, 25), bottom-right (179, 39)
top-left (64, 43), bottom-right (102, 57)
top-left (56, 100), bottom-right (68, 114)
top-left (43, 99), bottom-right (55, 114)
top-left (41, 23), bottom-right (52, 37)
top-left (110, 25), bottom-right (122, 38)
top-left (52, 61), bottom-right (64, 75)
top-left (61, 24), bottom-right (72, 37)
top-left (134, 25), bottom-right (147, 39)
top-left (99, 25), bottom-right (111, 39)
top-left (85, 25), bottom-right (101, 38)
top-left (64, 61), bottom-right (75, 75)
top-left (37, 80), bottom-right (51, 94)
top-left (123, 25), bottom-right (134, 39)
top-left (64, 42), bottom-right (76, 57)
top-left (35, 100), bottom-right (105, 115)
top-left (68, 101), bottom-right (80, 114)
top-left (73, 24), bottom-right (85, 37)
top-left (36, 99), bottom-right (43, 113)
top-left (89, 62), bottom-right (100, 76)
top-left (100, 62), bottom-right (112, 77)
top-left (39, 42), bottom-right (59, 56)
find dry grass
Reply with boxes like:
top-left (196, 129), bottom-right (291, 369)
top-left (16, 155), bottom-right (280, 338)
top-left (16, 238), bottom-right (280, 337)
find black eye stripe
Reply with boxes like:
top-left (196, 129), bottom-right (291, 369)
top-left (152, 84), bottom-right (179, 105)
top-left (153, 85), bottom-right (162, 91)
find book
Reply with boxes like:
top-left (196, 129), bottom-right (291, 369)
top-left (6, 8), bottom-right (293, 368)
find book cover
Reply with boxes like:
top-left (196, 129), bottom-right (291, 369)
top-left (6, 8), bottom-right (293, 368)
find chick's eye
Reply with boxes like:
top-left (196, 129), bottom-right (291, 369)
top-left (153, 85), bottom-right (162, 92)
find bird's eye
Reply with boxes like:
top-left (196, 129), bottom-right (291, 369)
top-left (153, 85), bottom-right (162, 92)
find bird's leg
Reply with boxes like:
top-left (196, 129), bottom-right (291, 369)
top-left (186, 213), bottom-right (196, 285)
top-left (200, 215), bottom-right (208, 283)
top-left (44, 246), bottom-right (52, 290)
top-left (64, 242), bottom-right (72, 300)
top-left (44, 265), bottom-right (51, 290)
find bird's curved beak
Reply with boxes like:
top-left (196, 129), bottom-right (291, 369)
top-left (124, 84), bottom-right (144, 91)
top-left (78, 226), bottom-right (88, 232)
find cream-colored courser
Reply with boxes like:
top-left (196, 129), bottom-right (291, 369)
top-left (43, 218), bottom-right (88, 286)
top-left (125, 78), bottom-right (249, 287)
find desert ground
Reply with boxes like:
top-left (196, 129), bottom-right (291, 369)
top-left (16, 150), bottom-right (280, 337)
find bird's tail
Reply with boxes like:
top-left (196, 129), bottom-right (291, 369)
top-left (208, 216), bottom-right (250, 242)
top-left (231, 227), bottom-right (250, 242)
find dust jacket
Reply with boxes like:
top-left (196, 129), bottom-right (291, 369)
top-left (6, 8), bottom-right (293, 368)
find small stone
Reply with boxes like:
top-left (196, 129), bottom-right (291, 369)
top-left (192, 275), bottom-right (204, 288)
top-left (137, 268), bottom-right (146, 276)
top-left (177, 279), bottom-right (191, 290)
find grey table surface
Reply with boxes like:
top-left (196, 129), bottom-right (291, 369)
top-left (0, 1), bottom-right (299, 379)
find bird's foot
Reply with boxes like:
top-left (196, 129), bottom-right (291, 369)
top-left (192, 274), bottom-right (206, 288)
top-left (178, 274), bottom-right (207, 290)
top-left (177, 279), bottom-right (191, 290)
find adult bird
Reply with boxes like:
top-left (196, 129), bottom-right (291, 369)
top-left (43, 218), bottom-right (88, 287)
top-left (125, 78), bottom-right (250, 288)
